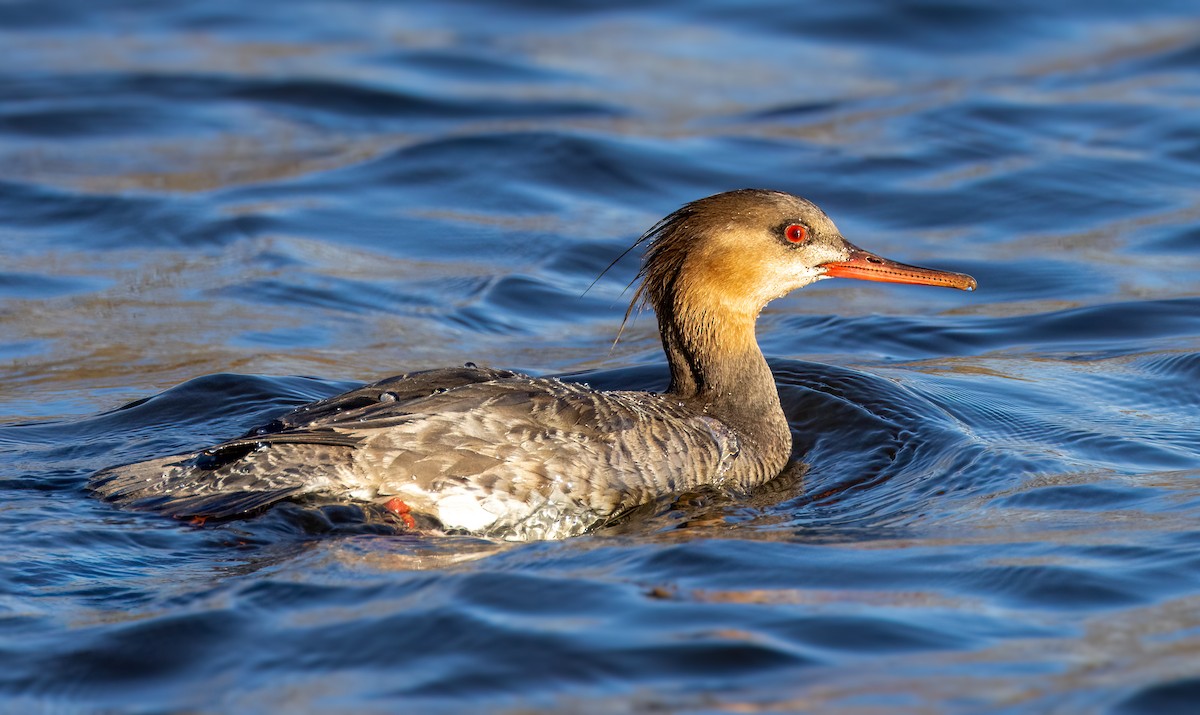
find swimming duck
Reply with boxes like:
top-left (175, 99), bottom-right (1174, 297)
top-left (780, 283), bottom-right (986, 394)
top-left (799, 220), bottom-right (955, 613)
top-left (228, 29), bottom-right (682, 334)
top-left (90, 189), bottom-right (976, 540)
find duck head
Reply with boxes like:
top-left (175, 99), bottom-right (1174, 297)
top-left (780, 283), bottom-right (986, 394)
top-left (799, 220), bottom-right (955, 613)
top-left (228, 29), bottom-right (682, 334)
top-left (632, 189), bottom-right (976, 322)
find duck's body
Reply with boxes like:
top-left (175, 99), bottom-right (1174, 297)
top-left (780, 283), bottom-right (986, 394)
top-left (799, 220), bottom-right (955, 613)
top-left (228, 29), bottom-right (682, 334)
top-left (94, 366), bottom-right (767, 540)
top-left (91, 190), bottom-right (975, 540)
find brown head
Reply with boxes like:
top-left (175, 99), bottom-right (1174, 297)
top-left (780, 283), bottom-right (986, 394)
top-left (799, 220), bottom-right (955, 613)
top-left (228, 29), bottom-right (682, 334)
top-left (625, 189), bottom-right (976, 401)
top-left (630, 189), bottom-right (975, 324)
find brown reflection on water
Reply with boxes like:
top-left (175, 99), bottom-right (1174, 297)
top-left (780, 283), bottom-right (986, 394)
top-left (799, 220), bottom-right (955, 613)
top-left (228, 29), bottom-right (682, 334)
top-left (0, 233), bottom-right (651, 420)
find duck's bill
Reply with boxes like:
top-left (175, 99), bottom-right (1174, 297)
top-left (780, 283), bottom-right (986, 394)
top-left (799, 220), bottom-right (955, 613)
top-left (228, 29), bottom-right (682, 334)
top-left (821, 247), bottom-right (977, 291)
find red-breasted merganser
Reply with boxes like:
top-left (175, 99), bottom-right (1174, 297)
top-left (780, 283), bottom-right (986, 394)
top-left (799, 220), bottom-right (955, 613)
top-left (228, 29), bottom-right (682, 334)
top-left (90, 189), bottom-right (976, 540)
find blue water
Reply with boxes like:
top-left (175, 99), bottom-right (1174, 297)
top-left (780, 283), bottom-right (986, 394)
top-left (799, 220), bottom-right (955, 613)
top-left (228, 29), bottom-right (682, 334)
top-left (3, 1), bottom-right (1200, 712)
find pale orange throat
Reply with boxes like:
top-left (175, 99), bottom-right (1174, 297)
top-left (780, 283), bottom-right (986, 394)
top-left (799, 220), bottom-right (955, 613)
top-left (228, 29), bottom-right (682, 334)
top-left (682, 251), bottom-right (768, 317)
top-left (671, 289), bottom-right (761, 356)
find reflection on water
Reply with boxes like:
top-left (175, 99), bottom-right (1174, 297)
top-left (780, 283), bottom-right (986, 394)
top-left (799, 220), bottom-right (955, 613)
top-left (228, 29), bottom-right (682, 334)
top-left (2, 0), bottom-right (1200, 712)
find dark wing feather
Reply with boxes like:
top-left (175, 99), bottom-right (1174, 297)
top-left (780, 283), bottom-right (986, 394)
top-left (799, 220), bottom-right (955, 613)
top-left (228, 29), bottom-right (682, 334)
top-left (269, 366), bottom-right (519, 431)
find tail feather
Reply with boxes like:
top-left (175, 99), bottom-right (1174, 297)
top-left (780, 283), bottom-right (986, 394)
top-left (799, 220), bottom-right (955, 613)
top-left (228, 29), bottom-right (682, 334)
top-left (90, 436), bottom-right (357, 519)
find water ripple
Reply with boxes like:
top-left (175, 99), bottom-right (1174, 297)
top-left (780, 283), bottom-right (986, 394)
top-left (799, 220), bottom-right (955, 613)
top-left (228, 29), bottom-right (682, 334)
top-left (3, 1), bottom-right (1200, 713)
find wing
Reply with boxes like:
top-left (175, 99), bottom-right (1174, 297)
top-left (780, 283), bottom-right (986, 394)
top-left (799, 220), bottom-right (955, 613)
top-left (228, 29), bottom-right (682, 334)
top-left (88, 366), bottom-right (521, 519)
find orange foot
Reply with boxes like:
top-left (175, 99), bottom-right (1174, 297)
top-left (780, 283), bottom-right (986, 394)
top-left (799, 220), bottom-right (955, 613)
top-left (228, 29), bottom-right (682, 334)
top-left (383, 497), bottom-right (417, 529)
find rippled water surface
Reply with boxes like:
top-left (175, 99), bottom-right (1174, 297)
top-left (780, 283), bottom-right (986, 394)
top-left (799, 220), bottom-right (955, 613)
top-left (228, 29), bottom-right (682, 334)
top-left (3, 1), bottom-right (1200, 712)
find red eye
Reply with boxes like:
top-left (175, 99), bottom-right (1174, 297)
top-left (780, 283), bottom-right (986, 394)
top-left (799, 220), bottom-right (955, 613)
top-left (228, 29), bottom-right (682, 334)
top-left (785, 224), bottom-right (809, 244)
